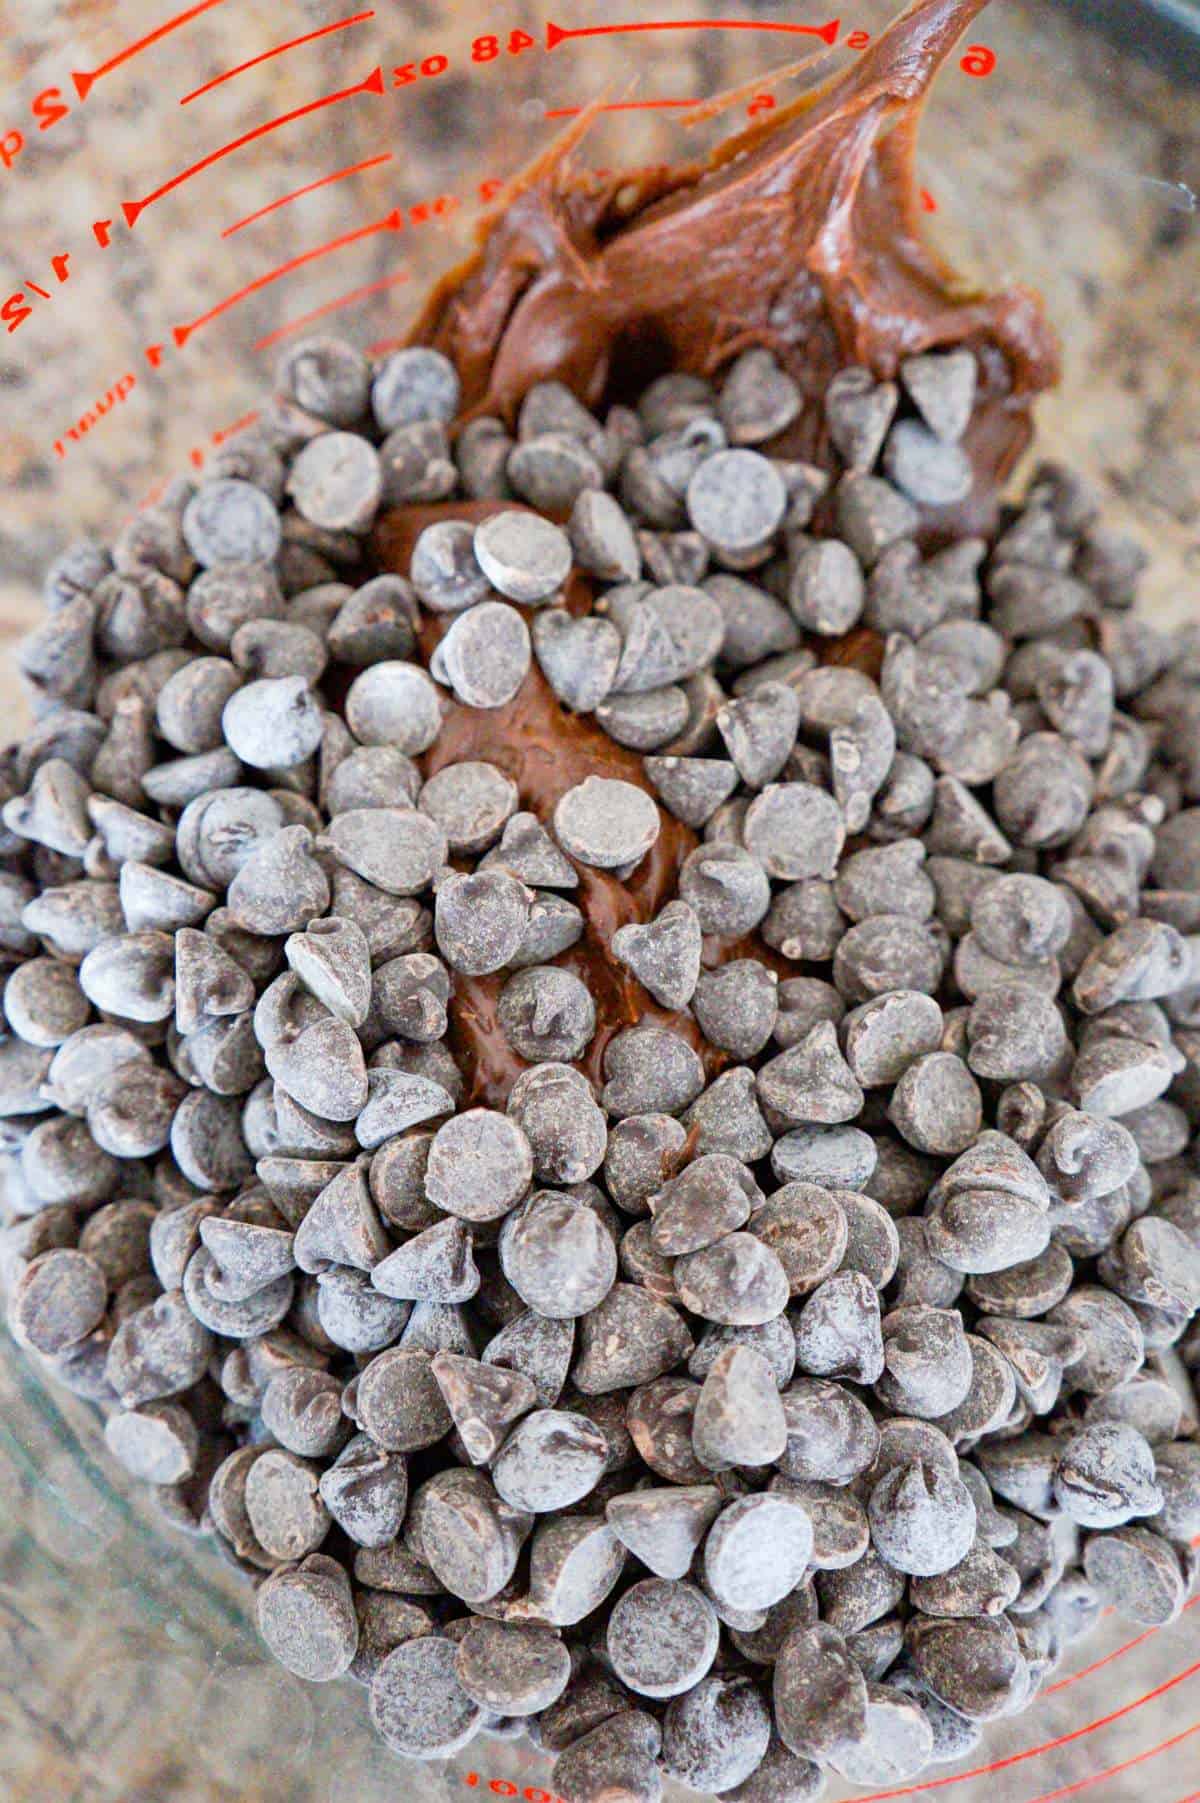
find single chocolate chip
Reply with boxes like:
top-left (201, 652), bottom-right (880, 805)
top-left (474, 510), bottom-right (572, 603)
top-left (492, 1407), bottom-right (609, 1512)
top-left (435, 601), bottom-right (532, 708)
top-left (498, 964), bottom-right (597, 1062)
top-left (607, 1578), bottom-right (721, 1699)
top-left (793, 1272), bottom-right (884, 1385)
top-left (774, 1621), bottom-right (869, 1762)
top-left (705, 1493), bottom-right (814, 1612)
top-left (692, 1345), bottom-right (788, 1470)
top-left (554, 776), bottom-right (661, 871)
top-left (612, 900), bottom-right (702, 1009)
top-left (370, 1633), bottom-right (483, 1757)
top-left (257, 1554), bottom-right (358, 1682)
top-left (455, 1619), bottom-right (571, 1716)
top-left (499, 1190), bottom-right (617, 1318)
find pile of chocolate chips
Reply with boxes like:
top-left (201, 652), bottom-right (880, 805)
top-left (3, 329), bottom-right (1200, 1803)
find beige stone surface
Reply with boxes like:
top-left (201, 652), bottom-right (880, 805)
top-left (0, 2), bottom-right (1196, 1798)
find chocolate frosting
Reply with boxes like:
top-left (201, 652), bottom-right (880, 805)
top-left (374, 0), bottom-right (1061, 1108)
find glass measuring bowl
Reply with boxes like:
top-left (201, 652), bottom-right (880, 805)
top-left (0, 3), bottom-right (1198, 1800)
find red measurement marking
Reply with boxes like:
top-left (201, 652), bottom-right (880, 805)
top-left (848, 1652), bottom-right (1200, 1803)
top-left (211, 409), bottom-right (260, 445)
top-left (72, 0), bottom-right (233, 100)
top-left (919, 187), bottom-right (937, 212)
top-left (960, 43), bottom-right (996, 76)
top-left (1026, 1717), bottom-right (1200, 1803)
top-left (545, 98), bottom-right (701, 118)
top-left (223, 152), bottom-right (393, 237)
top-left (171, 208), bottom-right (403, 347)
top-left (180, 10), bottom-right (376, 105)
top-left (546, 16), bottom-right (839, 49)
top-left (1042, 1592), bottom-right (1200, 1702)
top-left (254, 269), bottom-right (409, 350)
top-left (122, 65), bottom-right (384, 227)
top-left (367, 335), bottom-right (409, 355)
top-left (460, 1781), bottom-right (563, 1803)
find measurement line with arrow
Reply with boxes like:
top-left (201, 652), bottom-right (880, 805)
top-left (72, 0), bottom-right (236, 101)
top-left (121, 66), bottom-right (385, 227)
top-left (545, 16), bottom-right (841, 48)
top-left (170, 208), bottom-right (403, 348)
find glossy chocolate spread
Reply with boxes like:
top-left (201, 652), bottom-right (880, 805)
top-left (373, 0), bottom-right (1060, 1107)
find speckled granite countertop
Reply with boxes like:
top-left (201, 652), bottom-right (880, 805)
top-left (0, 3), bottom-right (1196, 1799)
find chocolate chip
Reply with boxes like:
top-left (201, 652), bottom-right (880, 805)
top-left (555, 776), bottom-right (661, 870)
top-left (905, 1613), bottom-right (1026, 1721)
top-left (428, 1352), bottom-right (534, 1465)
top-left (720, 349), bottom-right (802, 445)
top-left (1052, 1422), bottom-right (1162, 1527)
top-left (779, 1379), bottom-right (879, 1484)
top-left (574, 1285), bottom-right (694, 1394)
top-left (602, 1026), bottom-right (705, 1119)
top-left (612, 901), bottom-right (702, 1009)
top-left (607, 1578), bottom-right (720, 1699)
top-left (183, 479), bottom-right (281, 568)
top-left (484, 1308), bottom-right (574, 1408)
top-left (424, 1109), bottom-right (533, 1222)
top-left (410, 519), bottom-right (492, 612)
top-left (570, 488), bottom-right (641, 581)
top-left (498, 964), bottom-right (597, 1062)
top-left (373, 346), bottom-right (459, 429)
top-left (717, 684), bottom-right (801, 789)
top-left (793, 1272), bottom-right (884, 1385)
top-left (705, 1492), bottom-right (813, 1612)
top-left (257, 1554), bottom-right (359, 1682)
top-left (889, 1051), bottom-right (982, 1155)
top-left (513, 1524), bottom-right (619, 1632)
top-left (370, 1633), bottom-right (483, 1756)
top-left (603, 1485), bottom-right (719, 1581)
top-left (757, 1022), bottom-right (863, 1127)
top-left (474, 510), bottom-right (572, 603)
top-left (676, 1235), bottom-right (790, 1327)
top-left (901, 350), bottom-right (977, 442)
top-left (883, 421), bottom-right (973, 506)
top-left (552, 1711), bottom-right (662, 1803)
top-left (1082, 1525), bottom-right (1188, 1626)
top-left (435, 601), bottom-right (532, 708)
top-left (456, 1618), bottom-right (571, 1716)
top-left (774, 1621), bottom-right (869, 1762)
top-left (10, 1248), bottom-right (107, 1356)
top-left (323, 806), bottom-right (447, 895)
top-left (679, 842), bottom-right (771, 936)
top-left (533, 610), bottom-right (622, 711)
top-left (492, 1407), bottom-right (609, 1511)
top-left (788, 539), bottom-right (865, 635)
top-left (317, 1433), bottom-right (408, 1547)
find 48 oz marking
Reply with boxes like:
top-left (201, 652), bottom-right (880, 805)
top-left (393, 27), bottom-right (538, 83)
